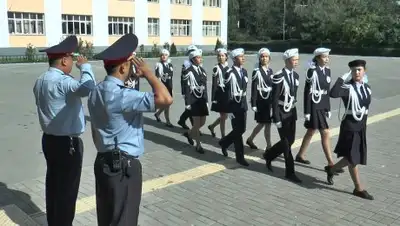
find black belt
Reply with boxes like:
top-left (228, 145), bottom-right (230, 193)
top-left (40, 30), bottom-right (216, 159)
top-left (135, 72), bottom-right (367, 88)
top-left (97, 151), bottom-right (138, 160)
top-left (97, 151), bottom-right (138, 180)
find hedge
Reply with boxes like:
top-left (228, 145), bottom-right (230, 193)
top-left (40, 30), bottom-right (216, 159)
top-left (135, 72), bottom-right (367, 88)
top-left (228, 40), bottom-right (400, 57)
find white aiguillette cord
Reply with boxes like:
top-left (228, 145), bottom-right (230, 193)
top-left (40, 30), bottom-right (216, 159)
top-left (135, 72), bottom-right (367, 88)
top-left (272, 73), bottom-right (294, 112)
top-left (337, 72), bottom-right (368, 122)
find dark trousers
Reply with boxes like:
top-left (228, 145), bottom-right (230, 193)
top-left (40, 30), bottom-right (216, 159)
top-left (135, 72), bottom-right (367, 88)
top-left (220, 111), bottom-right (246, 160)
top-left (42, 133), bottom-right (83, 226)
top-left (178, 109), bottom-right (193, 125)
top-left (94, 153), bottom-right (142, 226)
top-left (264, 113), bottom-right (296, 176)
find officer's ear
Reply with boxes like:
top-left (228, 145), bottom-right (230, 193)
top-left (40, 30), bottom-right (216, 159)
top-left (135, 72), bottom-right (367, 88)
top-left (119, 61), bottom-right (131, 76)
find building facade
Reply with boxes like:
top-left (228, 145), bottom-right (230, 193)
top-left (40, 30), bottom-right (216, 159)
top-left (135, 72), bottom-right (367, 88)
top-left (0, 0), bottom-right (228, 53)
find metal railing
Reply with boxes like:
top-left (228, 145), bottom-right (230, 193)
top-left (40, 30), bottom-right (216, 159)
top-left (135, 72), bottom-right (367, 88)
top-left (0, 50), bottom-right (217, 64)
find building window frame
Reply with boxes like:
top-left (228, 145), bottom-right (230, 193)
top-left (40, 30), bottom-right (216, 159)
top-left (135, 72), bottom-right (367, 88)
top-left (202, 21), bottom-right (221, 37)
top-left (62, 14), bottom-right (92, 35)
top-left (170, 19), bottom-right (192, 36)
top-left (203, 0), bottom-right (221, 7)
top-left (108, 16), bottom-right (135, 36)
top-left (8, 12), bottom-right (45, 35)
top-left (148, 18), bottom-right (159, 36)
top-left (170, 0), bottom-right (192, 6)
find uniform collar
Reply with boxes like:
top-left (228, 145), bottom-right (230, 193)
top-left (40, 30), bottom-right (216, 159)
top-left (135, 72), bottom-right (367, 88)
top-left (284, 67), bottom-right (293, 74)
top-left (49, 67), bottom-right (65, 75)
top-left (105, 75), bottom-right (124, 86)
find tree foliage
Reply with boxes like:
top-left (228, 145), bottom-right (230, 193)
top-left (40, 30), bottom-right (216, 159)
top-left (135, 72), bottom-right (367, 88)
top-left (228, 0), bottom-right (400, 47)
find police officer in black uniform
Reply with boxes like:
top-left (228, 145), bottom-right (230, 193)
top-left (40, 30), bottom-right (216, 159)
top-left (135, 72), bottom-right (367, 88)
top-left (326, 59), bottom-right (373, 200)
top-left (218, 48), bottom-right (249, 166)
top-left (263, 48), bottom-right (302, 183)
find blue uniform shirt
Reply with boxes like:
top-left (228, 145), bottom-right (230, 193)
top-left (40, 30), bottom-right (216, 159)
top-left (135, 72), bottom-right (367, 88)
top-left (88, 76), bottom-right (156, 157)
top-left (33, 64), bottom-right (96, 136)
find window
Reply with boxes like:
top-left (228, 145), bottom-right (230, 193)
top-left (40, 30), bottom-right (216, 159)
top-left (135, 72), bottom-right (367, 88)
top-left (170, 0), bottom-right (191, 5)
top-left (62, 15), bottom-right (92, 35)
top-left (202, 21), bottom-right (220, 37)
top-left (8, 12), bottom-right (45, 35)
top-left (147, 0), bottom-right (159, 2)
top-left (203, 0), bottom-right (220, 7)
top-left (108, 17), bottom-right (134, 35)
top-left (148, 18), bottom-right (159, 36)
top-left (170, 19), bottom-right (191, 36)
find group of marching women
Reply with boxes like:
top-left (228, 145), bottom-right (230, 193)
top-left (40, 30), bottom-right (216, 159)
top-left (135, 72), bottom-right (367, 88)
top-left (151, 45), bottom-right (374, 200)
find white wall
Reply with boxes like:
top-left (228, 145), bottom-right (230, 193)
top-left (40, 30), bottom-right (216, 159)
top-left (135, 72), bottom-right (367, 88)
top-left (0, 0), bottom-right (10, 47)
top-left (221, 0), bottom-right (228, 45)
top-left (44, 0), bottom-right (62, 47)
top-left (135, 0), bottom-right (148, 45)
top-left (191, 0), bottom-right (203, 45)
top-left (159, 0), bottom-right (171, 45)
top-left (92, 0), bottom-right (109, 46)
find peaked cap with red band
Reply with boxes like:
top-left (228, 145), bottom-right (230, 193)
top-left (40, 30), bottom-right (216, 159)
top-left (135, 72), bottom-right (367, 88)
top-left (94, 33), bottom-right (138, 66)
top-left (39, 35), bottom-right (78, 59)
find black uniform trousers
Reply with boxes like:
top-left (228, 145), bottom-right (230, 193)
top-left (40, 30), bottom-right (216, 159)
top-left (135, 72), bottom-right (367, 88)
top-left (42, 133), bottom-right (83, 226)
top-left (94, 152), bottom-right (142, 226)
top-left (265, 111), bottom-right (296, 176)
top-left (220, 111), bottom-right (246, 160)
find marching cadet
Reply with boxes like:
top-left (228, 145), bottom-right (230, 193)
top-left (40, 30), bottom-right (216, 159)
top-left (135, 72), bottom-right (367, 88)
top-left (125, 52), bottom-right (140, 90)
top-left (154, 49), bottom-right (174, 127)
top-left (33, 35), bottom-right (96, 225)
top-left (207, 48), bottom-right (230, 138)
top-left (246, 48), bottom-right (273, 151)
top-left (326, 59), bottom-right (373, 200)
top-left (263, 48), bottom-right (302, 183)
top-left (182, 49), bottom-right (209, 153)
top-left (88, 33), bottom-right (172, 225)
top-left (218, 48), bottom-right (249, 166)
top-left (177, 45), bottom-right (198, 130)
top-left (296, 48), bottom-right (344, 174)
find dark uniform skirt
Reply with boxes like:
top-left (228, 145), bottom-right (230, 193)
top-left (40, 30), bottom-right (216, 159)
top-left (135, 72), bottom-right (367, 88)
top-left (334, 126), bottom-right (367, 165)
top-left (254, 104), bottom-right (272, 123)
top-left (162, 81), bottom-right (173, 97)
top-left (191, 99), bottom-right (209, 117)
top-left (304, 109), bottom-right (329, 129)
top-left (211, 88), bottom-right (229, 113)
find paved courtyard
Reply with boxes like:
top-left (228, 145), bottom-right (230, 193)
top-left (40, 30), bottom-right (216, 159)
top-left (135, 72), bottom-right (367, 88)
top-left (0, 53), bottom-right (399, 225)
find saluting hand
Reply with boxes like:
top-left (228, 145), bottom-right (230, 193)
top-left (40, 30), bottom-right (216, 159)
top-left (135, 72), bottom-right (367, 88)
top-left (76, 56), bottom-right (88, 69)
top-left (131, 57), bottom-right (151, 78)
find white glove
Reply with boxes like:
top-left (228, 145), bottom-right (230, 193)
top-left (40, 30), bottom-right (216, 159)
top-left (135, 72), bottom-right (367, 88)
top-left (252, 107), bottom-right (257, 112)
top-left (341, 71), bottom-right (352, 82)
top-left (326, 111), bottom-right (331, 119)
top-left (304, 114), bottom-right (310, 121)
top-left (212, 101), bottom-right (217, 104)
top-left (185, 105), bottom-right (191, 110)
top-left (228, 113), bottom-right (235, 119)
top-left (275, 122), bottom-right (282, 128)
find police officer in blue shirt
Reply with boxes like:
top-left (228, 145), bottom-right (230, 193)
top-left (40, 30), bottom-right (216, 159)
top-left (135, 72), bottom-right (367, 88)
top-left (33, 35), bottom-right (96, 226)
top-left (88, 33), bottom-right (172, 226)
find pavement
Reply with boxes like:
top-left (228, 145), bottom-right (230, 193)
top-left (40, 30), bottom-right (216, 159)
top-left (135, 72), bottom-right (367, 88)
top-left (0, 53), bottom-right (400, 226)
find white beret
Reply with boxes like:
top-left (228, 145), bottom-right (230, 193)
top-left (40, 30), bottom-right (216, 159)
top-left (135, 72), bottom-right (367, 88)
top-left (258, 48), bottom-right (271, 58)
top-left (283, 48), bottom-right (299, 60)
top-left (189, 49), bottom-right (202, 59)
top-left (161, 49), bottom-right (170, 56)
top-left (216, 48), bottom-right (227, 55)
top-left (313, 47), bottom-right (330, 56)
top-left (231, 48), bottom-right (244, 58)
top-left (187, 45), bottom-right (198, 52)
